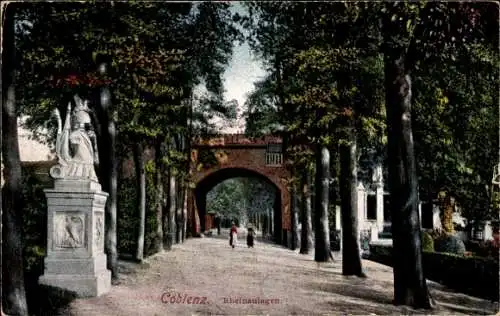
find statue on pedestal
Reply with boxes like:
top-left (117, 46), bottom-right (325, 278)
top-left (50, 94), bottom-right (99, 181)
top-left (40, 95), bottom-right (111, 297)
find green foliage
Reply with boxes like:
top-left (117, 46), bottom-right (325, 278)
top-left (117, 178), bottom-right (138, 254)
top-left (421, 231), bottom-right (435, 252)
top-left (117, 166), bottom-right (158, 256)
top-left (380, 1), bottom-right (500, 222)
top-left (243, 2), bottom-right (499, 223)
top-left (206, 178), bottom-right (246, 219)
top-left (242, 2), bottom-right (386, 180)
top-left (422, 251), bottom-right (499, 302)
top-left (412, 32), bottom-right (499, 220)
top-left (206, 177), bottom-right (276, 221)
top-left (243, 77), bottom-right (281, 136)
top-left (197, 149), bottom-right (221, 169)
top-left (369, 244), bottom-right (499, 301)
top-left (465, 240), bottom-right (499, 261)
top-left (21, 170), bottom-right (50, 277)
top-left (144, 167), bottom-right (159, 255)
top-left (15, 2), bottom-right (242, 180)
top-left (240, 177), bottom-right (277, 216)
top-left (434, 234), bottom-right (466, 255)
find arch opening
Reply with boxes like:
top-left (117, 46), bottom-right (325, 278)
top-left (194, 167), bottom-right (283, 242)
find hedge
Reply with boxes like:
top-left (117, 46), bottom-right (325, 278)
top-left (369, 244), bottom-right (499, 301)
top-left (116, 166), bottom-right (159, 257)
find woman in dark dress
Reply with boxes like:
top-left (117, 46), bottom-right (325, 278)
top-left (247, 227), bottom-right (255, 248)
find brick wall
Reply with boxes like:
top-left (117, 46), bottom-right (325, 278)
top-left (190, 145), bottom-right (291, 232)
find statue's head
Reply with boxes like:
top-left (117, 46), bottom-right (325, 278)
top-left (72, 100), bottom-right (91, 129)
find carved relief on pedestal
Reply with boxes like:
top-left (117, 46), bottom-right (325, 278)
top-left (54, 213), bottom-right (85, 249)
top-left (94, 213), bottom-right (104, 250)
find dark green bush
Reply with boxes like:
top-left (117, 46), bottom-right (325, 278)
top-left (465, 240), bottom-right (499, 261)
top-left (21, 171), bottom-right (50, 278)
top-left (423, 252), bottom-right (499, 301)
top-left (434, 234), bottom-right (466, 255)
top-left (421, 231), bottom-right (434, 252)
top-left (368, 244), bottom-right (499, 301)
top-left (144, 167), bottom-right (160, 256)
top-left (117, 177), bottom-right (138, 255)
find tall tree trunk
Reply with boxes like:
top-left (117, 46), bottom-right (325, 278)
top-left (290, 182), bottom-right (300, 250)
top-left (184, 93), bottom-right (194, 240)
top-left (175, 176), bottom-right (183, 243)
top-left (133, 142), bottom-right (146, 261)
top-left (339, 129), bottom-right (365, 276)
top-left (315, 146), bottom-right (331, 262)
top-left (383, 36), bottom-right (430, 307)
top-left (329, 147), bottom-right (340, 244)
top-left (182, 186), bottom-right (188, 242)
top-left (95, 60), bottom-right (118, 281)
top-left (300, 171), bottom-right (313, 254)
top-left (95, 56), bottom-right (118, 283)
top-left (257, 212), bottom-right (264, 232)
top-left (153, 139), bottom-right (164, 252)
top-left (263, 210), bottom-right (267, 235)
top-left (2, 4), bottom-right (28, 315)
top-left (2, 88), bottom-right (29, 316)
top-left (164, 169), bottom-right (176, 250)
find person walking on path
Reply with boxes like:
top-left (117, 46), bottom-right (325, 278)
top-left (247, 224), bottom-right (255, 248)
top-left (229, 222), bottom-right (238, 249)
top-left (216, 216), bottom-right (221, 235)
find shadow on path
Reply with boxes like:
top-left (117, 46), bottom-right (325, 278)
top-left (64, 237), bottom-right (499, 316)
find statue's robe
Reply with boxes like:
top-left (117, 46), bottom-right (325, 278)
top-left (66, 129), bottom-right (98, 180)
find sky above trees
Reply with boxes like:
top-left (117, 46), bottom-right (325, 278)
top-left (219, 2), bottom-right (265, 133)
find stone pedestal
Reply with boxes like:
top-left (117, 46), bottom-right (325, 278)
top-left (39, 180), bottom-right (111, 297)
top-left (357, 183), bottom-right (366, 255)
top-left (357, 182), bottom-right (366, 231)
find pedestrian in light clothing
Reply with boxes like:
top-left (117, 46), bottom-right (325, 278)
top-left (229, 222), bottom-right (237, 249)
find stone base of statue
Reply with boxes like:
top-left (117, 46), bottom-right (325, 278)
top-left (38, 179), bottom-right (111, 297)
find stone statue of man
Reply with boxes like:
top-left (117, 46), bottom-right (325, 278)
top-left (50, 94), bottom-right (99, 181)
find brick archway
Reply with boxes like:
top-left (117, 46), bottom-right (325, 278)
top-left (187, 134), bottom-right (291, 246)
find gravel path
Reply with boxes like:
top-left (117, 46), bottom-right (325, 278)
top-left (66, 234), bottom-right (498, 315)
